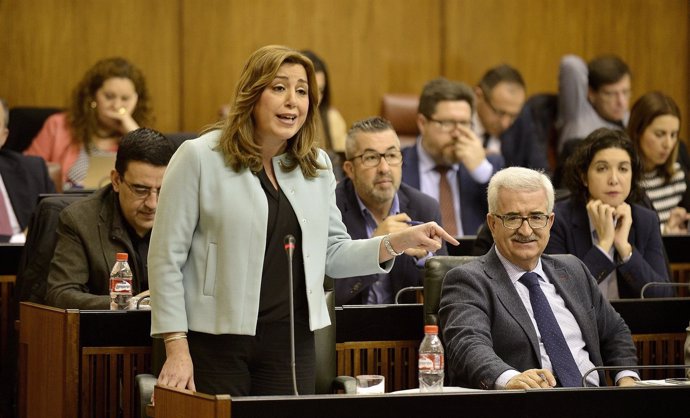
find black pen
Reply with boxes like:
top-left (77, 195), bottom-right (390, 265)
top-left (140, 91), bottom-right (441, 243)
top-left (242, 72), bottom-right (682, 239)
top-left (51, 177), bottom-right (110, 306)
top-left (406, 221), bottom-right (424, 226)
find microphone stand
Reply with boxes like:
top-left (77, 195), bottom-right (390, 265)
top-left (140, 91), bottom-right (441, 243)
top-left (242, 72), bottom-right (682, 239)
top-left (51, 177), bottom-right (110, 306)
top-left (284, 235), bottom-right (299, 396)
top-left (640, 282), bottom-right (690, 298)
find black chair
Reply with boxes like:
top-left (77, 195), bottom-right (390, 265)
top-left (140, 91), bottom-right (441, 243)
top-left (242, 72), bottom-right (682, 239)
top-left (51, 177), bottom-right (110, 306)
top-left (134, 283), bottom-right (355, 418)
top-left (423, 256), bottom-right (476, 326)
top-left (5, 107), bottom-right (62, 153)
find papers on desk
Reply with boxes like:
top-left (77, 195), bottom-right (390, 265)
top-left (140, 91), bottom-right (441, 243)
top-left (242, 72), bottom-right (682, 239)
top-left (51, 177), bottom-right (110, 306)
top-left (391, 386), bottom-right (483, 394)
top-left (634, 378), bottom-right (690, 386)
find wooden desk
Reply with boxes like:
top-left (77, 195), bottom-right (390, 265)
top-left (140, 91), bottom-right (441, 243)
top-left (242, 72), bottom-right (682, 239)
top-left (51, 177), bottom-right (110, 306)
top-left (18, 302), bottom-right (152, 418)
top-left (152, 384), bottom-right (690, 418)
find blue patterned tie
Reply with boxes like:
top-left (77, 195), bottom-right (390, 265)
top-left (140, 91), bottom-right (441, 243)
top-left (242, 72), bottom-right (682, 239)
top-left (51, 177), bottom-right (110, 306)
top-left (519, 272), bottom-right (582, 387)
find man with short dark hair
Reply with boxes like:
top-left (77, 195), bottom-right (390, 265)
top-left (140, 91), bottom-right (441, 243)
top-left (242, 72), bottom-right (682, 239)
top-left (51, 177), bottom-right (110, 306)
top-left (336, 116), bottom-right (446, 305)
top-left (558, 54), bottom-right (631, 151)
top-left (474, 65), bottom-right (550, 172)
top-left (402, 78), bottom-right (504, 236)
top-left (46, 128), bottom-right (175, 309)
top-left (440, 167), bottom-right (638, 390)
top-left (0, 98), bottom-right (55, 242)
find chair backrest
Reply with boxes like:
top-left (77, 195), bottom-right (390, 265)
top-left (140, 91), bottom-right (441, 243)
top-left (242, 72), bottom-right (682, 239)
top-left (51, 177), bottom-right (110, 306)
top-left (423, 256), bottom-right (476, 326)
top-left (13, 194), bottom-right (88, 312)
top-left (6, 107), bottom-right (62, 153)
top-left (380, 94), bottom-right (419, 148)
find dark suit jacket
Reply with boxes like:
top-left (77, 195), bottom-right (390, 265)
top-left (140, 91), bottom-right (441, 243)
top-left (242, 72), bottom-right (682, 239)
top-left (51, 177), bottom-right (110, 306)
top-left (401, 144), bottom-right (503, 235)
top-left (546, 199), bottom-right (673, 298)
top-left (45, 185), bottom-right (147, 309)
top-left (334, 178), bottom-right (447, 305)
top-left (0, 149), bottom-right (55, 230)
top-left (439, 247), bottom-right (638, 389)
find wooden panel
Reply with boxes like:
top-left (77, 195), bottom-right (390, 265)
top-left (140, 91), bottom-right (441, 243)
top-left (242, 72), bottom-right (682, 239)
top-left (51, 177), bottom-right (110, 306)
top-left (0, 0), bottom-right (181, 132)
top-left (670, 263), bottom-right (690, 297)
top-left (153, 386), bottom-right (230, 418)
top-left (180, 0), bottom-right (442, 133)
top-left (632, 333), bottom-right (687, 380)
top-left (336, 340), bottom-right (418, 392)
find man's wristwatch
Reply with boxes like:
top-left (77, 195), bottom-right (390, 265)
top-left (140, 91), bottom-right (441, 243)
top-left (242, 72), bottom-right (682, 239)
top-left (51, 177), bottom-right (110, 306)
top-left (383, 234), bottom-right (404, 257)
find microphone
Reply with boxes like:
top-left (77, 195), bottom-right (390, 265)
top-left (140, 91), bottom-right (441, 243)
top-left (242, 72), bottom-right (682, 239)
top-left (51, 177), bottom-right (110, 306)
top-left (284, 234), bottom-right (298, 396)
top-left (640, 282), bottom-right (689, 298)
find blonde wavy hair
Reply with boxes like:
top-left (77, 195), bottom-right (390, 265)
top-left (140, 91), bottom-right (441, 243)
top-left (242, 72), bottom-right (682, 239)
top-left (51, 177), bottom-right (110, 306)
top-left (211, 45), bottom-right (322, 177)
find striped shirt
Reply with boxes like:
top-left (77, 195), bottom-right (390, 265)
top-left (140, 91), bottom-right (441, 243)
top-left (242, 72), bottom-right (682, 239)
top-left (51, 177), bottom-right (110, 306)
top-left (641, 162), bottom-right (688, 226)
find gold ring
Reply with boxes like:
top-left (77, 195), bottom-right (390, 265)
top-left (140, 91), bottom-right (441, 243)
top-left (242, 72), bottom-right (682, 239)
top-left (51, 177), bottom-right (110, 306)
top-left (118, 107), bottom-right (126, 115)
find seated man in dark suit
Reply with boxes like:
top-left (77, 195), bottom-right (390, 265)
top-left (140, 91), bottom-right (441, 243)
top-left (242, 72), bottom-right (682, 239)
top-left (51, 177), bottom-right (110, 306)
top-left (0, 98), bottom-right (55, 242)
top-left (474, 65), bottom-right (551, 174)
top-left (45, 128), bottom-right (175, 309)
top-left (439, 166), bottom-right (638, 389)
top-left (335, 116), bottom-right (446, 305)
top-left (402, 78), bottom-right (503, 236)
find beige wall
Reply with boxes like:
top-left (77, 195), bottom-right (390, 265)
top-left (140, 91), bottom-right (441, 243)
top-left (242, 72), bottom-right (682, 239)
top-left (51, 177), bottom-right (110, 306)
top-left (1, 0), bottom-right (687, 137)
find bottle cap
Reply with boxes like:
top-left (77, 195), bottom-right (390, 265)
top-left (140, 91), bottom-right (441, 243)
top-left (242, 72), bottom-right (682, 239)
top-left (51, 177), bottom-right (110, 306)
top-left (424, 325), bottom-right (438, 334)
top-left (116, 252), bottom-right (128, 261)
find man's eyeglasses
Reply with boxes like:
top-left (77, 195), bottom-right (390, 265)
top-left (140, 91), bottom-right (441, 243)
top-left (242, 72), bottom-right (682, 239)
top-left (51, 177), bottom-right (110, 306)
top-left (481, 88), bottom-right (520, 122)
top-left (121, 179), bottom-right (161, 199)
top-left (427, 117), bottom-right (472, 132)
top-left (493, 213), bottom-right (549, 230)
top-left (349, 150), bottom-right (403, 168)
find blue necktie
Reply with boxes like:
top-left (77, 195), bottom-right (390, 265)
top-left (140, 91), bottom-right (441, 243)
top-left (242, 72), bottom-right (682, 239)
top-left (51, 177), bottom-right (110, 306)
top-left (519, 272), bottom-right (582, 387)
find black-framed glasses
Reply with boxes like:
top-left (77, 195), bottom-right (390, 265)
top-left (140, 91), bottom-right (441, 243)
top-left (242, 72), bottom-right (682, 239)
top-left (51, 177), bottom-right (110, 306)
top-left (480, 88), bottom-right (520, 122)
top-left (350, 150), bottom-right (403, 168)
top-left (492, 213), bottom-right (549, 230)
top-left (427, 117), bottom-right (472, 132)
top-left (121, 179), bottom-right (161, 199)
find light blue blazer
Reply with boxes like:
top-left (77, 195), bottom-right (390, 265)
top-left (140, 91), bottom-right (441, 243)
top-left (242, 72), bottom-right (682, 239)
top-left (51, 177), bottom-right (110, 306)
top-left (149, 130), bottom-right (391, 336)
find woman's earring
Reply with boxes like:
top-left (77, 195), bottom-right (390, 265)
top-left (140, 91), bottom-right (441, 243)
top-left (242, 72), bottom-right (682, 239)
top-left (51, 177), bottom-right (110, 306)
top-left (90, 101), bottom-right (97, 109)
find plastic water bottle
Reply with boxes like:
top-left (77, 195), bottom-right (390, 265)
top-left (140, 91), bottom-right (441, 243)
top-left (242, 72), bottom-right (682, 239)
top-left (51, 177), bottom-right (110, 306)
top-left (109, 252), bottom-right (133, 310)
top-left (418, 325), bottom-right (444, 392)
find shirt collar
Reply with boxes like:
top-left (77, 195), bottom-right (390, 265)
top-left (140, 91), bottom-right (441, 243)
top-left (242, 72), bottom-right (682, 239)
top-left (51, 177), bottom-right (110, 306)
top-left (494, 246), bottom-right (547, 285)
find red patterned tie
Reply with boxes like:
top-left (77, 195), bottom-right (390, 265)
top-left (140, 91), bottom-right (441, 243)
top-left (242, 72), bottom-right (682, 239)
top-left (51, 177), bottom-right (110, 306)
top-left (434, 166), bottom-right (457, 237)
top-left (0, 192), bottom-right (14, 236)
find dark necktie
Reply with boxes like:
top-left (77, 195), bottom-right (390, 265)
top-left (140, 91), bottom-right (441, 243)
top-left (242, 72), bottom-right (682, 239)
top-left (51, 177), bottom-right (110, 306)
top-left (519, 272), bottom-right (582, 387)
top-left (0, 192), bottom-right (13, 237)
top-left (434, 166), bottom-right (457, 237)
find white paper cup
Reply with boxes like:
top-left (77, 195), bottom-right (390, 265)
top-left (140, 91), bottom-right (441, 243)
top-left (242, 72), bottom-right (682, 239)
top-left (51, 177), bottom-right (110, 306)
top-left (355, 375), bottom-right (385, 394)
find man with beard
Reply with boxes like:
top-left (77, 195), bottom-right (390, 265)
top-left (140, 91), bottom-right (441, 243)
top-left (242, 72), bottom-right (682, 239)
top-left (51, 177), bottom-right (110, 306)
top-left (439, 167), bottom-right (638, 389)
top-left (45, 128), bottom-right (175, 309)
top-left (335, 117), bottom-right (446, 305)
top-left (401, 78), bottom-right (504, 236)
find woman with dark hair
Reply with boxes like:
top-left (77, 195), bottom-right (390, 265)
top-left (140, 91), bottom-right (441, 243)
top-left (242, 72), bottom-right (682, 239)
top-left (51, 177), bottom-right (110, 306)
top-left (25, 57), bottom-right (153, 189)
top-left (148, 45), bottom-right (457, 396)
top-left (627, 91), bottom-right (690, 234)
top-left (545, 128), bottom-right (672, 298)
top-left (299, 50), bottom-right (347, 153)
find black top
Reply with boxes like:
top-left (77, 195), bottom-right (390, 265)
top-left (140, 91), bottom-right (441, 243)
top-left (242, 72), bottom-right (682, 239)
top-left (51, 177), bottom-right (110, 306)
top-left (257, 169), bottom-right (307, 323)
top-left (124, 221), bottom-right (151, 293)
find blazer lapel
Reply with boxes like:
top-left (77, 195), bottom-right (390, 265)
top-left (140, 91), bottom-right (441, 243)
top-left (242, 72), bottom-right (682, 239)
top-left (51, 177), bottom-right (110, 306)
top-left (484, 249), bottom-right (542, 360)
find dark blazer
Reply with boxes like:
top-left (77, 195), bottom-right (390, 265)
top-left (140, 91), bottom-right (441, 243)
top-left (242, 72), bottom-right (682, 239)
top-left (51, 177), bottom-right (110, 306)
top-left (0, 149), bottom-right (55, 230)
top-left (546, 199), bottom-right (673, 298)
top-left (45, 185), bottom-right (147, 309)
top-left (401, 144), bottom-right (503, 235)
top-left (334, 178), bottom-right (447, 305)
top-left (439, 247), bottom-right (638, 389)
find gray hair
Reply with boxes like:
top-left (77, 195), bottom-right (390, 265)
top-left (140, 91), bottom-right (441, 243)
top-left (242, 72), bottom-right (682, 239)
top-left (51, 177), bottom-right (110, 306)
top-left (344, 116), bottom-right (399, 160)
top-left (0, 98), bottom-right (8, 128)
top-left (487, 167), bottom-right (554, 213)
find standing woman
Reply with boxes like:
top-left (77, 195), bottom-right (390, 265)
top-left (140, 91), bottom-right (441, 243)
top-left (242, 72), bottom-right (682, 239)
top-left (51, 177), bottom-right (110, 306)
top-left (628, 91), bottom-right (690, 234)
top-left (545, 128), bottom-right (673, 298)
top-left (25, 57), bottom-right (153, 189)
top-left (148, 45), bottom-right (456, 396)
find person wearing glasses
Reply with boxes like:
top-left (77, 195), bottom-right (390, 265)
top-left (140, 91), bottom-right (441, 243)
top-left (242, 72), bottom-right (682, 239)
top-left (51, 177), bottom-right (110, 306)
top-left (402, 77), bottom-right (504, 236)
top-left (439, 166), bottom-right (639, 389)
top-left (557, 54), bottom-right (631, 153)
top-left (474, 65), bottom-right (550, 173)
top-left (45, 128), bottom-right (175, 309)
top-left (545, 128), bottom-right (672, 299)
top-left (334, 116), bottom-right (446, 305)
